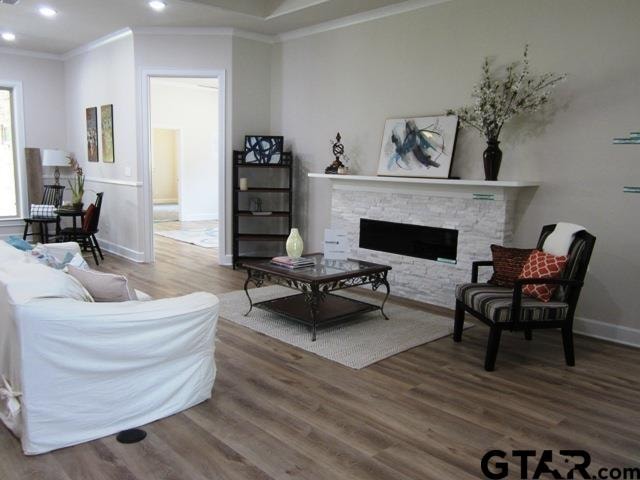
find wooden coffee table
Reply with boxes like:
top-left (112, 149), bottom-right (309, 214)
top-left (241, 254), bottom-right (391, 341)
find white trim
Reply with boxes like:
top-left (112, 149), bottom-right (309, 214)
top-left (84, 177), bottom-right (142, 187)
top-left (220, 253), bottom-right (233, 266)
top-left (0, 80), bottom-right (27, 220)
top-left (44, 174), bottom-right (141, 187)
top-left (231, 29), bottom-right (276, 44)
top-left (62, 28), bottom-right (132, 60)
top-left (132, 26), bottom-right (276, 44)
top-left (0, 221), bottom-right (26, 229)
top-left (266, 0), bottom-right (329, 19)
top-left (574, 316), bottom-right (640, 348)
top-left (278, 0), bottom-right (452, 41)
top-left (0, 46), bottom-right (62, 61)
top-left (132, 26), bottom-right (234, 36)
top-left (97, 237), bottom-right (145, 263)
top-left (310, 173), bottom-right (537, 201)
top-left (139, 68), bottom-right (227, 265)
top-left (308, 173), bottom-right (538, 188)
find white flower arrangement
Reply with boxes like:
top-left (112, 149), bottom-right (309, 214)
top-left (448, 45), bottom-right (566, 142)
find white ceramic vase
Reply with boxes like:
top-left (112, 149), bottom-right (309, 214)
top-left (286, 228), bottom-right (304, 258)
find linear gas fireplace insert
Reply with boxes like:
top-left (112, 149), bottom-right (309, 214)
top-left (359, 218), bottom-right (458, 263)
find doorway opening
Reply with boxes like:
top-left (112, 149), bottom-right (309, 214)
top-left (146, 75), bottom-right (223, 261)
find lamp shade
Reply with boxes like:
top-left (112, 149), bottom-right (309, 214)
top-left (41, 149), bottom-right (70, 167)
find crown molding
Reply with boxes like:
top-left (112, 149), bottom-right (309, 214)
top-left (131, 26), bottom-right (234, 36)
top-left (0, 46), bottom-right (62, 61)
top-left (62, 28), bottom-right (132, 60)
top-left (232, 29), bottom-right (277, 44)
top-left (277, 0), bottom-right (452, 42)
top-left (265, 0), bottom-right (329, 20)
top-left (131, 26), bottom-right (276, 44)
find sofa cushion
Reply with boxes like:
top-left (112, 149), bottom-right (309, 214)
top-left (0, 263), bottom-right (93, 304)
top-left (456, 283), bottom-right (568, 323)
top-left (66, 265), bottom-right (137, 302)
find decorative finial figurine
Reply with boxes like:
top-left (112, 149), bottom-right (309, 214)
top-left (325, 132), bottom-right (348, 174)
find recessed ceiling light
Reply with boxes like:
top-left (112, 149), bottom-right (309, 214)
top-left (39, 6), bottom-right (58, 17)
top-left (148, 1), bottom-right (166, 11)
top-left (1, 32), bottom-right (16, 42)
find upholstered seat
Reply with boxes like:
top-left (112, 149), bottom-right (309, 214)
top-left (455, 283), bottom-right (568, 323)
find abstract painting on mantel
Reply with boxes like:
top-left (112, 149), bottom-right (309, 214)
top-left (377, 115), bottom-right (459, 179)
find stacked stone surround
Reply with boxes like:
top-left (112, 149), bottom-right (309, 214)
top-left (330, 184), bottom-right (517, 309)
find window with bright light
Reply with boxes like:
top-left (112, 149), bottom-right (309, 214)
top-left (0, 88), bottom-right (18, 217)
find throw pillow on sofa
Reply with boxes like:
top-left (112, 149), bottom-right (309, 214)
top-left (519, 250), bottom-right (568, 302)
top-left (488, 245), bottom-right (535, 288)
top-left (5, 236), bottom-right (33, 252)
top-left (66, 265), bottom-right (138, 302)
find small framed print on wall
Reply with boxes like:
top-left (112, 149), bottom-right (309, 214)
top-left (244, 135), bottom-right (284, 164)
top-left (86, 107), bottom-right (99, 162)
top-left (101, 104), bottom-right (115, 163)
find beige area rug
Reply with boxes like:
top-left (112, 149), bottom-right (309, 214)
top-left (218, 285), bottom-right (472, 369)
top-left (155, 227), bottom-right (218, 248)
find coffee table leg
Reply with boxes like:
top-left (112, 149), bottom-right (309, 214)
top-left (306, 285), bottom-right (320, 341)
top-left (243, 270), bottom-right (254, 316)
top-left (379, 278), bottom-right (391, 320)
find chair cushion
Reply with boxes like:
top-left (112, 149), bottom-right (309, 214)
top-left (456, 283), bottom-right (569, 323)
top-left (82, 204), bottom-right (96, 232)
top-left (30, 204), bottom-right (56, 219)
top-left (489, 245), bottom-right (534, 288)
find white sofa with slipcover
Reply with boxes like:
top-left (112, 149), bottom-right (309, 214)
top-left (0, 240), bottom-right (219, 455)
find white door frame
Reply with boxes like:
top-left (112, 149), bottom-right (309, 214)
top-left (139, 68), bottom-right (226, 263)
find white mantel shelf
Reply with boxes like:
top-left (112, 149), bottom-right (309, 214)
top-left (308, 173), bottom-right (538, 188)
top-left (308, 173), bottom-right (539, 201)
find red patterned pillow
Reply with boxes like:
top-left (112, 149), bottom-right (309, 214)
top-left (519, 250), bottom-right (568, 302)
top-left (489, 245), bottom-right (535, 288)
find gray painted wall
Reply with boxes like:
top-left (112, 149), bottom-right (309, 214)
top-left (271, 0), bottom-right (640, 333)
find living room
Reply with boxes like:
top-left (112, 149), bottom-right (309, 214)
top-left (1, 0), bottom-right (639, 478)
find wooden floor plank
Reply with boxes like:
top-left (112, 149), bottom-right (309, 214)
top-left (1, 232), bottom-right (639, 480)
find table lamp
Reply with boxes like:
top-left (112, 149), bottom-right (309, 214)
top-left (41, 149), bottom-right (70, 185)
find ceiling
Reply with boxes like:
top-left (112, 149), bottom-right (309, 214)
top-left (0, 0), bottom-right (408, 55)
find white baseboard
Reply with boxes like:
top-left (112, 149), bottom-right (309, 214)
top-left (574, 316), bottom-right (640, 348)
top-left (180, 213), bottom-right (218, 221)
top-left (220, 253), bottom-right (233, 266)
top-left (97, 238), bottom-right (145, 263)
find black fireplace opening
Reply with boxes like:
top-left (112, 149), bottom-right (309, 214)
top-left (359, 218), bottom-right (458, 263)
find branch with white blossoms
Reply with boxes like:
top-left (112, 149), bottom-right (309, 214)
top-left (447, 45), bottom-right (566, 142)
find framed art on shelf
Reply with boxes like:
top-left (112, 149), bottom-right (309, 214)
top-left (244, 135), bottom-right (284, 164)
top-left (377, 115), bottom-right (459, 179)
top-left (86, 107), bottom-right (99, 162)
top-left (101, 104), bottom-right (115, 163)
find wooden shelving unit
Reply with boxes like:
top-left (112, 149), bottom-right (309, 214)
top-left (232, 150), bottom-right (293, 268)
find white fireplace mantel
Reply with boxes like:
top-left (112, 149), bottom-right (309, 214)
top-left (308, 173), bottom-right (539, 201)
top-left (313, 173), bottom-right (540, 307)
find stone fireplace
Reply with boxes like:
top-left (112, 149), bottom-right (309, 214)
top-left (309, 174), bottom-right (538, 309)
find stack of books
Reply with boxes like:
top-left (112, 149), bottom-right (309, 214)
top-left (271, 256), bottom-right (315, 269)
